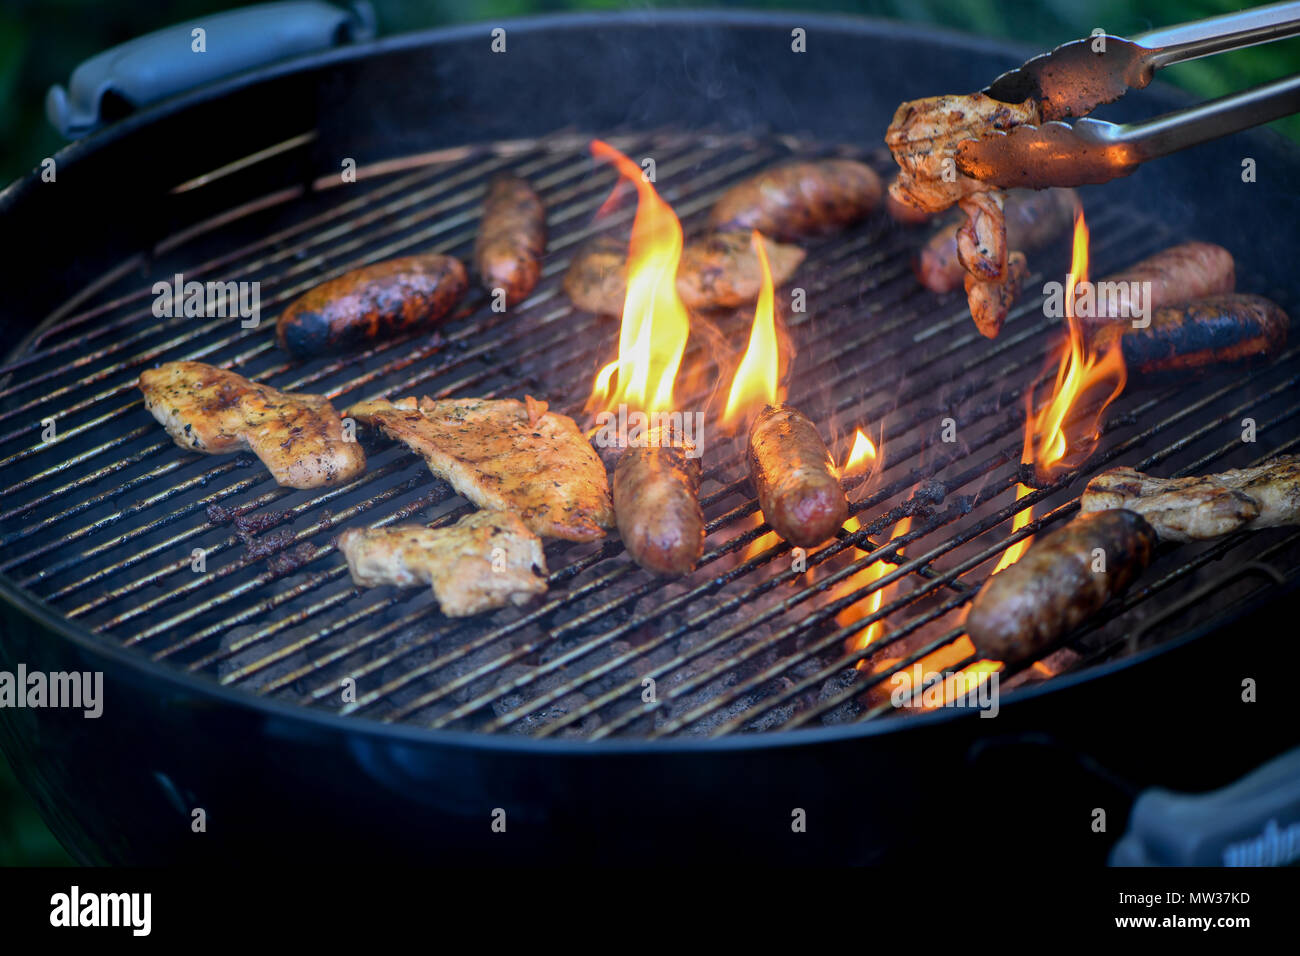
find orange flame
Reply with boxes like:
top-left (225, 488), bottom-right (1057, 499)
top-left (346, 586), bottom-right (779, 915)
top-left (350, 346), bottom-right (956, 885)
top-left (722, 231), bottom-right (781, 429)
top-left (1026, 211), bottom-right (1126, 479)
top-left (993, 209), bottom-right (1125, 575)
top-left (840, 516), bottom-right (912, 669)
top-left (587, 140), bottom-right (691, 415)
top-left (842, 429), bottom-right (878, 477)
top-left (876, 637), bottom-right (1000, 710)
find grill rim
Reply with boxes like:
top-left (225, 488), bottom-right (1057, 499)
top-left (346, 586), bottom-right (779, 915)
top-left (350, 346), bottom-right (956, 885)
top-left (3, 10), bottom-right (1299, 756)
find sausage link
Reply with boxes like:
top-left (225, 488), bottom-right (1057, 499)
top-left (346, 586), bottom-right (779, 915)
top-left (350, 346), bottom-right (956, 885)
top-left (474, 174), bottom-right (546, 306)
top-left (915, 188), bottom-right (1077, 293)
top-left (277, 254), bottom-right (468, 358)
top-left (613, 427), bottom-right (705, 576)
top-left (563, 232), bottom-right (804, 315)
top-left (963, 510), bottom-right (1157, 662)
top-left (1087, 241), bottom-right (1235, 325)
top-left (747, 404), bottom-right (848, 547)
top-left (1091, 293), bottom-right (1288, 377)
top-left (708, 160), bottom-right (883, 240)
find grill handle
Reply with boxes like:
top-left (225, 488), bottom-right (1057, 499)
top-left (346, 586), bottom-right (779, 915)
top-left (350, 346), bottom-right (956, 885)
top-left (45, 1), bottom-right (376, 139)
top-left (1109, 746), bottom-right (1300, 866)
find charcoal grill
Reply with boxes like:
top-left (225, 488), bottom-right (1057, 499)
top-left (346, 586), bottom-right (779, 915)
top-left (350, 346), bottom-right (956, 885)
top-left (2, 10), bottom-right (1299, 865)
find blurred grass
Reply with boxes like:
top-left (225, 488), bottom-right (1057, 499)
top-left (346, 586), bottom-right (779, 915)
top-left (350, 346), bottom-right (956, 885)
top-left (0, 0), bottom-right (1296, 865)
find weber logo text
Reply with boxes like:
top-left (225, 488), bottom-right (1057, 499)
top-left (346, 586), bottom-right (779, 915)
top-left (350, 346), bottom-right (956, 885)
top-left (50, 886), bottom-right (151, 936)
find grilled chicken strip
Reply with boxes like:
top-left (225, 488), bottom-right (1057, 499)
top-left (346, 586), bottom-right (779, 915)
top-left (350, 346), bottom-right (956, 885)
top-left (916, 188), bottom-right (1078, 294)
top-left (348, 395), bottom-right (614, 542)
top-left (338, 511), bottom-right (547, 617)
top-left (887, 93), bottom-right (1041, 335)
top-left (563, 231), bottom-right (805, 315)
top-left (1080, 456), bottom-right (1300, 542)
top-left (139, 361), bottom-right (366, 489)
top-left (885, 93), bottom-right (1040, 215)
top-left (965, 251), bottom-right (1028, 339)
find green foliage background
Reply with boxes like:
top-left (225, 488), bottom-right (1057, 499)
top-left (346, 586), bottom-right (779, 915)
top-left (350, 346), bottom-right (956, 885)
top-left (0, 0), bottom-right (1296, 865)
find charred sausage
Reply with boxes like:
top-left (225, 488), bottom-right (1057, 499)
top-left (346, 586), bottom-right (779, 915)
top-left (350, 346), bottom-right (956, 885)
top-left (277, 254), bottom-right (468, 358)
top-left (915, 188), bottom-right (1078, 293)
top-left (747, 404), bottom-right (848, 547)
top-left (1085, 241), bottom-right (1235, 325)
top-left (613, 426), bottom-right (705, 575)
top-left (474, 173), bottom-right (546, 306)
top-left (1090, 293), bottom-right (1287, 377)
top-left (963, 510), bottom-right (1157, 663)
top-left (708, 160), bottom-right (883, 240)
top-left (564, 232), bottom-right (804, 315)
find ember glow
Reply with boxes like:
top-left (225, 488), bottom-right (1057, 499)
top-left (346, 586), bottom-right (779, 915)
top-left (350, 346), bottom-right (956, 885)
top-left (588, 139), bottom-right (690, 415)
top-left (841, 516), bottom-right (912, 668)
top-left (993, 209), bottom-right (1126, 575)
top-left (832, 434), bottom-right (901, 666)
top-left (721, 231), bottom-right (780, 429)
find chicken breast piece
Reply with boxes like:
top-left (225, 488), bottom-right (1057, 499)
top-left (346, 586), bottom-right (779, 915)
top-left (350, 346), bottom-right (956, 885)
top-left (139, 361), bottom-right (366, 489)
top-left (1080, 456), bottom-right (1300, 542)
top-left (885, 93), bottom-right (1040, 214)
top-left (348, 395), bottom-right (614, 541)
top-left (886, 93), bottom-right (1041, 336)
top-left (338, 511), bottom-right (547, 617)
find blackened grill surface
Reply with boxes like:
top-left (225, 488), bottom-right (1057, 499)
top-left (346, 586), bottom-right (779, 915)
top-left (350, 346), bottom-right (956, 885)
top-left (1, 130), bottom-right (1297, 740)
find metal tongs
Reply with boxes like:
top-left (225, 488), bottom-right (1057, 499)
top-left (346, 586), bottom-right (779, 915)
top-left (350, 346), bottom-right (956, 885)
top-left (955, 1), bottom-right (1300, 188)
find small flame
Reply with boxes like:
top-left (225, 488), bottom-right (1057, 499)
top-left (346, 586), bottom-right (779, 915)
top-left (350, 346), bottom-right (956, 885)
top-left (878, 638), bottom-right (1000, 711)
top-left (721, 231), bottom-right (780, 429)
top-left (842, 429), bottom-right (878, 477)
top-left (588, 140), bottom-right (691, 415)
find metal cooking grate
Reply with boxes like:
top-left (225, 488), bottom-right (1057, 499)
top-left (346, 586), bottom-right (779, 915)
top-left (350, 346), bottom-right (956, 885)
top-left (1, 129), bottom-right (1297, 739)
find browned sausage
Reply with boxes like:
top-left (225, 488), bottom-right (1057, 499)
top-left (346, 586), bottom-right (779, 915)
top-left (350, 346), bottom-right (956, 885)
top-left (277, 255), bottom-right (468, 358)
top-left (613, 426), bottom-right (705, 576)
top-left (564, 232), bottom-right (804, 315)
top-left (474, 173), bottom-right (546, 306)
top-left (747, 404), bottom-right (848, 547)
top-left (963, 510), bottom-right (1157, 663)
top-left (708, 160), bottom-right (883, 240)
top-left (1090, 293), bottom-right (1288, 377)
top-left (674, 232), bottom-right (805, 310)
top-left (1085, 241), bottom-right (1235, 326)
top-left (915, 188), bottom-right (1078, 293)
